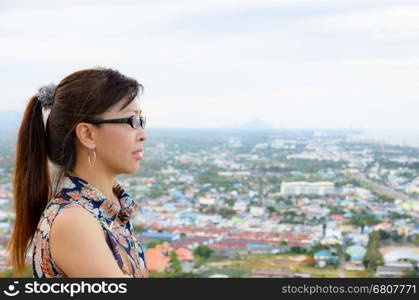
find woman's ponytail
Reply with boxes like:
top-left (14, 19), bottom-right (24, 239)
top-left (6, 95), bottom-right (51, 276)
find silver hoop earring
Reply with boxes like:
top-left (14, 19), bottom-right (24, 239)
top-left (88, 148), bottom-right (96, 168)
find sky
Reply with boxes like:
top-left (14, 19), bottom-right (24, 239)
top-left (0, 0), bottom-right (418, 130)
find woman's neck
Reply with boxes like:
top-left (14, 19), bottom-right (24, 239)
top-left (67, 167), bottom-right (118, 203)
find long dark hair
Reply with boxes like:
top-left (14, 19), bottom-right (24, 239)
top-left (6, 67), bottom-right (143, 275)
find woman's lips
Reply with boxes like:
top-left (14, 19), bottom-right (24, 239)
top-left (132, 150), bottom-right (143, 160)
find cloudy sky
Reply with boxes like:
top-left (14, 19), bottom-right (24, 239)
top-left (1, 0), bottom-right (418, 129)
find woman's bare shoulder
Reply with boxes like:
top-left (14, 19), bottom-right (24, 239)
top-left (49, 206), bottom-right (126, 277)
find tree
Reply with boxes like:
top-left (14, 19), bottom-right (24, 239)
top-left (388, 211), bottom-right (409, 220)
top-left (344, 253), bottom-right (351, 261)
top-left (133, 225), bottom-right (146, 235)
top-left (363, 231), bottom-right (384, 271)
top-left (290, 246), bottom-right (306, 254)
top-left (390, 230), bottom-right (402, 243)
top-left (348, 210), bottom-right (380, 233)
top-left (328, 206), bottom-right (345, 215)
top-left (169, 251), bottom-right (182, 273)
top-left (307, 242), bottom-right (329, 255)
top-left (267, 206), bottom-right (276, 215)
top-left (378, 229), bottom-right (391, 240)
top-left (218, 208), bottom-right (235, 219)
top-left (145, 239), bottom-right (166, 249)
top-left (149, 187), bottom-right (164, 199)
top-left (193, 244), bottom-right (214, 260)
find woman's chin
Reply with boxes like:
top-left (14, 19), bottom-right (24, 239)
top-left (127, 164), bottom-right (140, 174)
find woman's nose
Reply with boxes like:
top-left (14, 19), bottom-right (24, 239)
top-left (138, 129), bottom-right (147, 142)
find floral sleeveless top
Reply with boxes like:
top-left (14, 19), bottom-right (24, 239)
top-left (32, 174), bottom-right (148, 278)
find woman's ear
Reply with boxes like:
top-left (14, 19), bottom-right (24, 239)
top-left (75, 123), bottom-right (97, 149)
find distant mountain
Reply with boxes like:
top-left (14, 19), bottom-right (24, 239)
top-left (223, 119), bottom-right (275, 130)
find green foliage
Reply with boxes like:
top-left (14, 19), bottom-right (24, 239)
top-left (290, 246), bottom-right (306, 254)
top-left (148, 270), bottom-right (202, 278)
top-left (218, 208), bottom-right (236, 219)
top-left (1, 264), bottom-right (32, 278)
top-left (205, 206), bottom-right (236, 219)
top-left (377, 194), bottom-right (395, 203)
top-left (133, 225), bottom-right (147, 235)
top-left (267, 206), bottom-right (276, 215)
top-left (362, 231), bottom-right (384, 271)
top-left (378, 229), bottom-right (391, 240)
top-left (145, 239), bottom-right (167, 249)
top-left (335, 178), bottom-right (362, 188)
top-left (225, 198), bottom-right (236, 207)
top-left (328, 206), bottom-right (345, 215)
top-left (193, 244), bottom-right (214, 260)
top-left (169, 251), bottom-right (182, 273)
top-left (197, 169), bottom-right (236, 186)
top-left (149, 186), bottom-right (164, 199)
top-left (390, 230), bottom-right (403, 243)
top-left (307, 242), bottom-right (329, 255)
top-left (388, 211), bottom-right (410, 220)
top-left (286, 159), bottom-right (343, 174)
top-left (348, 209), bottom-right (381, 232)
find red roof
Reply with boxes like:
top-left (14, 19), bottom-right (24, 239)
top-left (175, 247), bottom-right (194, 261)
top-left (144, 248), bottom-right (170, 272)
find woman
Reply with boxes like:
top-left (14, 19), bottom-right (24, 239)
top-left (6, 67), bottom-right (148, 278)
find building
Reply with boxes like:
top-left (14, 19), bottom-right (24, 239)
top-left (346, 245), bottom-right (367, 262)
top-left (376, 250), bottom-right (419, 277)
top-left (313, 250), bottom-right (333, 268)
top-left (144, 248), bottom-right (170, 272)
top-left (383, 250), bottom-right (419, 264)
top-left (281, 181), bottom-right (335, 196)
top-left (249, 206), bottom-right (265, 217)
top-left (198, 197), bottom-right (215, 206)
top-left (141, 232), bottom-right (180, 242)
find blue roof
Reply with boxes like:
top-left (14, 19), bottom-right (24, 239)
top-left (314, 251), bottom-right (332, 257)
top-left (180, 213), bottom-right (198, 219)
top-left (141, 232), bottom-right (178, 239)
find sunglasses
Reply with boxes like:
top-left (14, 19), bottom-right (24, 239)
top-left (90, 115), bottom-right (146, 129)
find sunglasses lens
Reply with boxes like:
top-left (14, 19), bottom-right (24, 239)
top-left (132, 115), bottom-right (145, 129)
top-left (131, 115), bottom-right (139, 129)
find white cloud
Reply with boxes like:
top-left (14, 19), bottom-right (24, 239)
top-left (302, 4), bottom-right (419, 42)
top-left (1, 0), bottom-right (418, 129)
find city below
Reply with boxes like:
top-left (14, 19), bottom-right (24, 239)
top-left (0, 128), bottom-right (418, 278)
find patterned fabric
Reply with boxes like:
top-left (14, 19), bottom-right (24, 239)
top-left (32, 173), bottom-right (148, 278)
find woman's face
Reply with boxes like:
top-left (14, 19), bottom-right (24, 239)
top-left (94, 97), bottom-right (147, 175)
